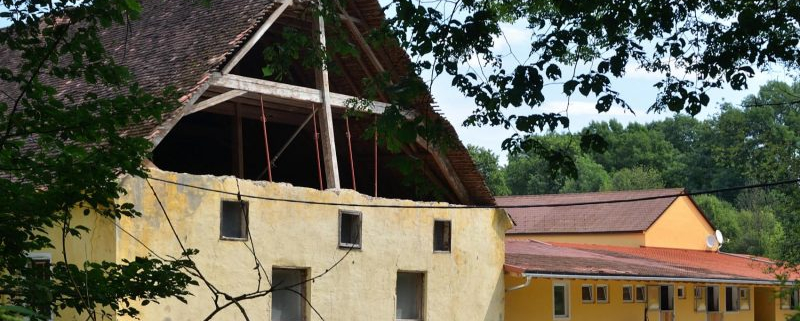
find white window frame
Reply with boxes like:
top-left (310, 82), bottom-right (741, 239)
top-left (553, 281), bottom-right (570, 319)
top-left (338, 210), bottom-right (362, 249)
top-left (677, 285), bottom-right (685, 299)
top-left (739, 287), bottom-right (750, 311)
top-left (596, 284), bottom-right (609, 303)
top-left (725, 286), bottom-right (740, 312)
top-left (581, 284), bottom-right (594, 303)
top-left (635, 285), bottom-right (647, 302)
top-left (219, 199), bottom-right (249, 241)
top-left (622, 285), bottom-right (634, 303)
top-left (694, 286), bottom-right (707, 312)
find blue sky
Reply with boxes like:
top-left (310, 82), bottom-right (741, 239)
top-left (423, 22), bottom-right (797, 164)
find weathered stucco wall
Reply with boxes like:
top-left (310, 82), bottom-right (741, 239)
top-left (114, 169), bottom-right (511, 320)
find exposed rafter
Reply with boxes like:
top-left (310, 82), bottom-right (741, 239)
top-left (220, 0), bottom-right (293, 74)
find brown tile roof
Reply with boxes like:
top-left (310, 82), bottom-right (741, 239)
top-left (505, 240), bottom-right (787, 283)
top-left (0, 0), bottom-right (496, 205)
top-left (497, 188), bottom-right (686, 234)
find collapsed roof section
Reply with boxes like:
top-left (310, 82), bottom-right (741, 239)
top-left (3, 0), bottom-right (495, 205)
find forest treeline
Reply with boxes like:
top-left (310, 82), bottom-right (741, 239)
top-left (469, 81), bottom-right (800, 262)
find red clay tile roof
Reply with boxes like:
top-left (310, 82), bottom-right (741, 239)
top-left (497, 188), bottom-right (686, 234)
top-left (505, 240), bottom-right (788, 283)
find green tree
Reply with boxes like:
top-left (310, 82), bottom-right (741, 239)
top-left (467, 145), bottom-right (511, 196)
top-left (0, 1), bottom-right (196, 319)
top-left (606, 167), bottom-right (665, 191)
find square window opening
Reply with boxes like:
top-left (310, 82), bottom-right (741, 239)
top-left (596, 285), bottom-right (609, 303)
top-left (272, 268), bottom-right (308, 321)
top-left (220, 200), bottom-right (248, 240)
top-left (339, 210), bottom-right (362, 249)
top-left (396, 272), bottom-right (424, 320)
top-left (622, 285), bottom-right (634, 303)
top-left (433, 220), bottom-right (451, 252)
top-left (581, 284), bottom-right (594, 303)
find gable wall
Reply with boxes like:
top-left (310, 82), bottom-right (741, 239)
top-left (644, 196), bottom-right (715, 250)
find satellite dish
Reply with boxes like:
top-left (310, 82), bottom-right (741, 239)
top-left (706, 235), bottom-right (718, 249)
top-left (715, 230), bottom-right (725, 244)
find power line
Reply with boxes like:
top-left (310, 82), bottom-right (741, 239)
top-left (146, 176), bottom-right (800, 209)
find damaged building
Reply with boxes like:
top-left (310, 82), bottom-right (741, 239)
top-left (4, 0), bottom-right (511, 320)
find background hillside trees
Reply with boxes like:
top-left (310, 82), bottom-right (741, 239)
top-left (469, 80), bottom-right (800, 261)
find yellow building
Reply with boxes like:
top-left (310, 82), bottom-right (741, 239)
top-left (3, 0), bottom-right (513, 319)
top-left (498, 190), bottom-right (798, 321)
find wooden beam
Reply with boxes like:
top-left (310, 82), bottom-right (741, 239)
top-left (337, 2), bottom-right (386, 74)
top-left (313, 11), bottom-right (341, 189)
top-left (416, 137), bottom-right (471, 204)
top-left (220, 0), bottom-right (293, 74)
top-left (187, 89), bottom-right (247, 114)
top-left (233, 103), bottom-right (244, 178)
top-left (210, 73), bottom-right (388, 113)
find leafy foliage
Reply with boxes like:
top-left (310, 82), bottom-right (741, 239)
top-left (471, 80), bottom-right (800, 261)
top-left (0, 0), bottom-right (197, 319)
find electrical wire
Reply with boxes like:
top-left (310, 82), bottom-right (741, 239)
top-left (145, 176), bottom-right (800, 210)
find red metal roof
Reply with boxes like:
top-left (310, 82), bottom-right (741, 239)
top-left (498, 188), bottom-right (685, 234)
top-left (505, 240), bottom-right (789, 283)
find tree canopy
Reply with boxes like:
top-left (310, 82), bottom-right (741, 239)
top-left (469, 80), bottom-right (800, 262)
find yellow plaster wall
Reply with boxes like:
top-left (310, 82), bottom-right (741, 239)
top-left (506, 232), bottom-right (645, 247)
top-left (114, 169), bottom-right (511, 321)
top-left (644, 196), bottom-right (716, 250)
top-left (19, 208), bottom-right (118, 321)
top-left (504, 275), bottom-right (757, 321)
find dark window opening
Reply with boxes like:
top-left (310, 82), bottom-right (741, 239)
top-left (272, 268), bottom-right (307, 321)
top-left (707, 286), bottom-right (720, 312)
top-left (221, 200), bottom-right (248, 240)
top-left (433, 220), bottom-right (451, 252)
top-left (339, 210), bottom-right (361, 248)
top-left (28, 256), bottom-right (52, 319)
top-left (660, 285), bottom-right (674, 311)
top-left (396, 272), bottom-right (424, 320)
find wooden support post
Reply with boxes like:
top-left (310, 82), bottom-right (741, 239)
top-left (233, 103), bottom-right (245, 178)
top-left (313, 13), bottom-right (341, 189)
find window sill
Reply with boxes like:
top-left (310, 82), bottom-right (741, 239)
top-left (220, 236), bottom-right (248, 241)
top-left (433, 250), bottom-right (451, 254)
top-left (338, 243), bottom-right (362, 250)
